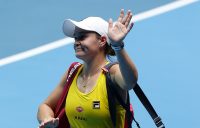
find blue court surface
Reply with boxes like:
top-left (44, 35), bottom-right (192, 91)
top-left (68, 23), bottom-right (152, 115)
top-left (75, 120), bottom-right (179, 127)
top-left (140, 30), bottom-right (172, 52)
top-left (0, 0), bottom-right (200, 128)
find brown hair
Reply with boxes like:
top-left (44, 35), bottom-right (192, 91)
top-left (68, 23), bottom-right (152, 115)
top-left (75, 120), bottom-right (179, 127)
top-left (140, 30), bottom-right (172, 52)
top-left (105, 43), bottom-right (115, 56)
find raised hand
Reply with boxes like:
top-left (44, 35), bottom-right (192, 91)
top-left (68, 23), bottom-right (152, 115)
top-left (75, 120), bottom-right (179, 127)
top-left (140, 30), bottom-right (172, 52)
top-left (108, 9), bottom-right (134, 45)
top-left (38, 117), bottom-right (59, 128)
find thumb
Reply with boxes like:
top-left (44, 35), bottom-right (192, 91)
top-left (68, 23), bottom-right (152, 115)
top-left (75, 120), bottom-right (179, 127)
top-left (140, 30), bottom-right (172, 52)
top-left (53, 118), bottom-right (59, 127)
top-left (108, 18), bottom-right (113, 30)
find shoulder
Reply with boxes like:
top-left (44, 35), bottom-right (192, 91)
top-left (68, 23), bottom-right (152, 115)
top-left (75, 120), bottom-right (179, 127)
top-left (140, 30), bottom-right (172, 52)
top-left (60, 62), bottom-right (82, 87)
top-left (108, 63), bottom-right (119, 76)
top-left (105, 63), bottom-right (128, 102)
top-left (105, 63), bottom-right (120, 86)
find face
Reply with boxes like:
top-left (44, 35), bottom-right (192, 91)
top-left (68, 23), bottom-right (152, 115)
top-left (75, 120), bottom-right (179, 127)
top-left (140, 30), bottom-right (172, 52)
top-left (73, 31), bottom-right (102, 60)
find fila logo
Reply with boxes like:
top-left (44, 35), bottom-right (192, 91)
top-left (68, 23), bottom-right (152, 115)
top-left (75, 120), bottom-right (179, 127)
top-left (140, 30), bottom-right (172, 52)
top-left (93, 101), bottom-right (100, 109)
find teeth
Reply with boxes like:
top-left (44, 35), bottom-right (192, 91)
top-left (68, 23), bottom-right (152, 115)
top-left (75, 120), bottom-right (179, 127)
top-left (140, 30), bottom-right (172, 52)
top-left (75, 48), bottom-right (82, 51)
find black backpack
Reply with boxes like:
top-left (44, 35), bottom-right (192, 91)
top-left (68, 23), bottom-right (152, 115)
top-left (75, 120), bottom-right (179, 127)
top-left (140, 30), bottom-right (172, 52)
top-left (104, 62), bottom-right (165, 128)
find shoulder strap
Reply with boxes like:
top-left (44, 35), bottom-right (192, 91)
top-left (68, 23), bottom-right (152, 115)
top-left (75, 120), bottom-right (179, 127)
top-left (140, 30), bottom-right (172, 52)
top-left (104, 62), bottom-right (138, 128)
top-left (54, 62), bottom-right (82, 128)
top-left (55, 62), bottom-right (82, 116)
top-left (104, 62), bottom-right (165, 128)
top-left (133, 84), bottom-right (165, 128)
top-left (106, 73), bottom-right (136, 128)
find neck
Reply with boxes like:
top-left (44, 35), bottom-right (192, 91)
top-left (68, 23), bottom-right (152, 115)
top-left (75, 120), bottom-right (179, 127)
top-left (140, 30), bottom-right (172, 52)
top-left (82, 55), bottom-right (107, 77)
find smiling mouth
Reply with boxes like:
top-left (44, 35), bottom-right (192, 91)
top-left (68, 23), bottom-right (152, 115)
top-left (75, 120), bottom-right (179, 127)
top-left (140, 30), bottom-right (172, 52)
top-left (74, 43), bottom-right (87, 52)
top-left (75, 47), bottom-right (82, 51)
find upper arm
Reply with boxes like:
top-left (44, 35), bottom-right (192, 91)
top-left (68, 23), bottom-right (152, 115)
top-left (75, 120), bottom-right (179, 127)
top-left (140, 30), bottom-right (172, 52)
top-left (110, 63), bottom-right (137, 90)
top-left (109, 64), bottom-right (126, 90)
top-left (109, 64), bottom-right (127, 102)
top-left (42, 70), bottom-right (68, 111)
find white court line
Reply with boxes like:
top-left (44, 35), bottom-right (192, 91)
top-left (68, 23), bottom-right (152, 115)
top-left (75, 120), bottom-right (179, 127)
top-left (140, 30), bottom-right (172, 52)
top-left (0, 0), bottom-right (198, 67)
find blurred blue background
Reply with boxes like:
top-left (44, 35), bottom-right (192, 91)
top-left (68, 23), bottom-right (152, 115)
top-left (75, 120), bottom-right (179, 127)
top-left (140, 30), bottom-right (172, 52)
top-left (0, 0), bottom-right (200, 127)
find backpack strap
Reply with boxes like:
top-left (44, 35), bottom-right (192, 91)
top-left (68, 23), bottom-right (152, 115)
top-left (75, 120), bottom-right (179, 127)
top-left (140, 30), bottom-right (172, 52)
top-left (54, 62), bottom-right (82, 128)
top-left (106, 73), bottom-right (136, 128)
top-left (104, 62), bottom-right (139, 128)
top-left (104, 62), bottom-right (165, 128)
top-left (103, 62), bottom-right (118, 128)
top-left (133, 84), bottom-right (165, 128)
top-left (105, 71), bottom-right (117, 127)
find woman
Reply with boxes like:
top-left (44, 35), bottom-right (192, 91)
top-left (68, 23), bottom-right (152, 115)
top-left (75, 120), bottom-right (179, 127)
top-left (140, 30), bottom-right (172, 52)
top-left (37, 9), bottom-right (138, 128)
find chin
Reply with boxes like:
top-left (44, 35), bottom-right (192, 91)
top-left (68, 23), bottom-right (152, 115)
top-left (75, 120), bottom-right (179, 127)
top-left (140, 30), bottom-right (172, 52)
top-left (75, 53), bottom-right (85, 60)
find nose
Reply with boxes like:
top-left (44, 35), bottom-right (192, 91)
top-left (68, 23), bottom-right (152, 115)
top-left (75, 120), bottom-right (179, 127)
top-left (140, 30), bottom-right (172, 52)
top-left (74, 41), bottom-right (81, 49)
top-left (74, 40), bottom-right (81, 46)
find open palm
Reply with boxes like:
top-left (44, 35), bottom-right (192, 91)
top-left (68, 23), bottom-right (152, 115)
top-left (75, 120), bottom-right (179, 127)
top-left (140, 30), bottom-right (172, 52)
top-left (108, 9), bottom-right (134, 45)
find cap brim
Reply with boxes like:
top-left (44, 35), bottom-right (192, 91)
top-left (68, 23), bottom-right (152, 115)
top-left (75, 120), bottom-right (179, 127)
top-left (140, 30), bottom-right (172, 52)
top-left (63, 19), bottom-right (93, 37)
top-left (62, 19), bottom-right (76, 37)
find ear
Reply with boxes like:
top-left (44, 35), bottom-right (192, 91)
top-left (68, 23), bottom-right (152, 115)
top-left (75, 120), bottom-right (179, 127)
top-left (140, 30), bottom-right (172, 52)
top-left (99, 36), bottom-right (107, 47)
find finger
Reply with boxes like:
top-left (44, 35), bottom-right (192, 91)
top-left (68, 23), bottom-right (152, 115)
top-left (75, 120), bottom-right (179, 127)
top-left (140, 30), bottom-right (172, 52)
top-left (54, 118), bottom-right (59, 127)
top-left (39, 122), bottom-right (45, 128)
top-left (39, 124), bottom-right (44, 128)
top-left (125, 12), bottom-right (133, 28)
top-left (49, 118), bottom-right (59, 128)
top-left (108, 18), bottom-right (113, 30)
top-left (44, 122), bottom-right (55, 128)
top-left (43, 119), bottom-right (53, 127)
top-left (127, 22), bottom-right (134, 33)
top-left (55, 118), bottom-right (59, 122)
top-left (122, 10), bottom-right (131, 24)
top-left (42, 118), bottom-right (58, 128)
top-left (52, 118), bottom-right (58, 124)
top-left (117, 9), bottom-right (124, 22)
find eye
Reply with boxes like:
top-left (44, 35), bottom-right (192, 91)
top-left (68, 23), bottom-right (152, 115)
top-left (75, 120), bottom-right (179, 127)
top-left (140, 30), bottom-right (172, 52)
top-left (74, 33), bottom-right (88, 41)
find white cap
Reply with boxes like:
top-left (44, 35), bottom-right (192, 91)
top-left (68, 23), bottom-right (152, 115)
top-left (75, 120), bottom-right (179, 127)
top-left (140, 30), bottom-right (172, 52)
top-left (63, 17), bottom-right (111, 45)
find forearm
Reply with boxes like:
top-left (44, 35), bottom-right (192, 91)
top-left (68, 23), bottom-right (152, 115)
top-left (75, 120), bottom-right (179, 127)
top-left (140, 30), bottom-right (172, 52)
top-left (37, 103), bottom-right (55, 123)
top-left (115, 46), bottom-right (138, 90)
